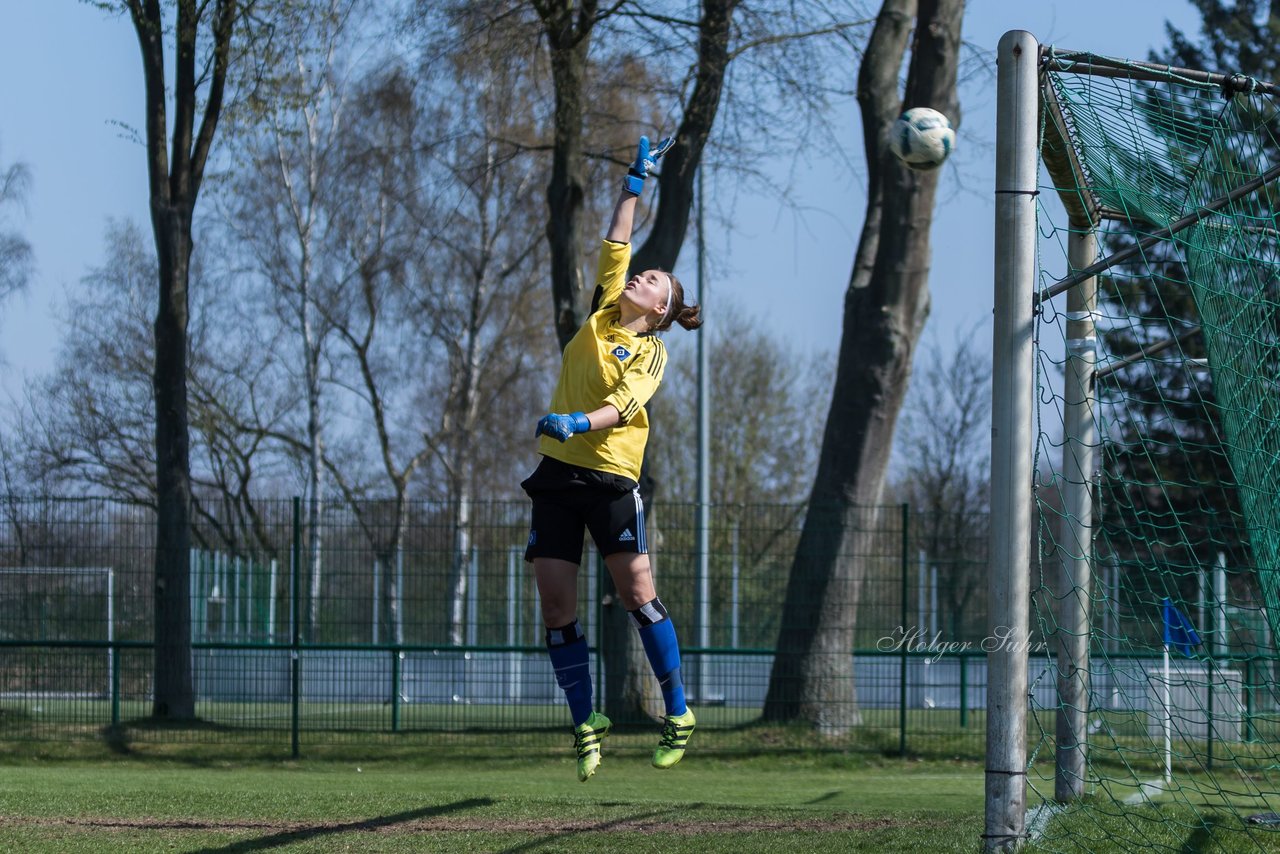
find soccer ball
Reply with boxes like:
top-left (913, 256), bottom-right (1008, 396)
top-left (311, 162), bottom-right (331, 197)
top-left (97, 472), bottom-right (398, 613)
top-left (889, 107), bottom-right (955, 171)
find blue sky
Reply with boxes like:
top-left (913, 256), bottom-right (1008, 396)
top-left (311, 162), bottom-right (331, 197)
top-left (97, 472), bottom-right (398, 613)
top-left (0, 1), bottom-right (1204, 394)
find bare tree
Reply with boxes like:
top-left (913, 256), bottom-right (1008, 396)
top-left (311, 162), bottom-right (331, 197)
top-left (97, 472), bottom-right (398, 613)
top-left (0, 146), bottom-right (33, 319)
top-left (0, 431), bottom-right (32, 567)
top-left (184, 232), bottom-right (299, 556)
top-left (116, 0), bottom-right (246, 720)
top-left (16, 220), bottom-right (284, 547)
top-left (763, 0), bottom-right (965, 732)
top-left (659, 305), bottom-right (832, 505)
top-left (219, 0), bottom-right (365, 639)
top-left (409, 42), bottom-right (560, 644)
top-left (891, 325), bottom-right (990, 639)
top-left (0, 148), bottom-right (32, 491)
top-left (528, 0), bottom-right (619, 349)
top-left (311, 66), bottom-right (427, 645)
top-left (19, 221), bottom-right (159, 504)
top-left (628, 0), bottom-right (730, 274)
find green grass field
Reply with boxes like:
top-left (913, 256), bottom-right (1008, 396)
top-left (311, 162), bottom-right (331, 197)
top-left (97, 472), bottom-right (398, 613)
top-left (8, 704), bottom-right (1280, 852)
top-left (6, 739), bottom-right (1280, 851)
top-left (0, 744), bottom-right (986, 853)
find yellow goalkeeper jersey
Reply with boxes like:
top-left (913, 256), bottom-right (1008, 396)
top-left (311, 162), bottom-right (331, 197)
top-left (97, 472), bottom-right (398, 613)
top-left (537, 239), bottom-right (668, 483)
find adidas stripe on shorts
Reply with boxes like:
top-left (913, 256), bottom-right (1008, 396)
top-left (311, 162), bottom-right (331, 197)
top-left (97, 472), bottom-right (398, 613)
top-left (521, 456), bottom-right (647, 564)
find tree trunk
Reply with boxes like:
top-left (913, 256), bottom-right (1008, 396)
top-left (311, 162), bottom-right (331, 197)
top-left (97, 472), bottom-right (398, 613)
top-left (373, 540), bottom-right (407, 646)
top-left (128, 0), bottom-right (239, 721)
top-left (152, 212), bottom-right (196, 719)
top-left (630, 0), bottom-right (736, 275)
top-left (387, 544), bottom-right (404, 646)
top-left (306, 497), bottom-right (323, 642)
top-left (305, 290), bottom-right (326, 642)
top-left (762, 0), bottom-right (964, 733)
top-left (450, 485), bottom-right (472, 646)
top-left (387, 498), bottom-right (407, 647)
top-left (536, 0), bottom-right (599, 349)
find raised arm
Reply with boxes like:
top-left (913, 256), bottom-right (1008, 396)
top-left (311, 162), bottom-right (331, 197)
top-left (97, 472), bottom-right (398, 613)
top-left (532, 135), bottom-right (674, 445)
top-left (605, 135), bottom-right (675, 244)
top-left (605, 190), bottom-right (638, 244)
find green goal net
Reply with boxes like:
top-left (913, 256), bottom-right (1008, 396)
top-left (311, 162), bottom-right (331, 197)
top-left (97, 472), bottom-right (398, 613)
top-left (1027, 45), bottom-right (1280, 850)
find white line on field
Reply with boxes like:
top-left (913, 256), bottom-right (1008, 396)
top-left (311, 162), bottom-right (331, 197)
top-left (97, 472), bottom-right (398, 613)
top-left (1026, 803), bottom-right (1065, 844)
top-left (1123, 780), bottom-right (1165, 805)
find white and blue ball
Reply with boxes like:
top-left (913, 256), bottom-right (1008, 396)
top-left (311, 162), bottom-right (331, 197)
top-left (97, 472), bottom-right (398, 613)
top-left (889, 107), bottom-right (955, 171)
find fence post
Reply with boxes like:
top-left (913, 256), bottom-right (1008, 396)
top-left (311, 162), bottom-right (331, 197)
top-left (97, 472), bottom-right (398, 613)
top-left (111, 643), bottom-right (121, 727)
top-left (291, 496), bottom-right (301, 759)
top-left (899, 503), bottom-right (909, 758)
top-left (391, 649), bottom-right (402, 733)
top-left (960, 653), bottom-right (969, 728)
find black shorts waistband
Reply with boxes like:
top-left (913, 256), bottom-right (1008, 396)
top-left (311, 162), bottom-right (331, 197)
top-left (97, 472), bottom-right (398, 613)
top-left (521, 455), bottom-right (638, 496)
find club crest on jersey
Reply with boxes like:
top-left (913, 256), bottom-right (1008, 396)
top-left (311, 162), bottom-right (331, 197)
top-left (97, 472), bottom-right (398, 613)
top-left (611, 345), bottom-right (631, 361)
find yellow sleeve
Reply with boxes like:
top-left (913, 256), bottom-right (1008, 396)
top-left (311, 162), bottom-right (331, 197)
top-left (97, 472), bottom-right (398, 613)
top-left (603, 339), bottom-right (668, 424)
top-left (593, 239), bottom-right (631, 310)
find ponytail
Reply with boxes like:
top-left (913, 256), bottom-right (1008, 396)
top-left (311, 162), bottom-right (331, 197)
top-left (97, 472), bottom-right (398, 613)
top-left (652, 273), bottom-right (702, 332)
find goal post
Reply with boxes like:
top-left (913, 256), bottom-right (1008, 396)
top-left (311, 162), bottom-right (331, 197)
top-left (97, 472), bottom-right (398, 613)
top-left (987, 29), bottom-right (1039, 852)
top-left (992, 27), bottom-right (1280, 852)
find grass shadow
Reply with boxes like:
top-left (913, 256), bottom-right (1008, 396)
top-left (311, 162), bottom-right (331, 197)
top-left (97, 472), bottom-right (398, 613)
top-left (494, 806), bottom-right (693, 854)
top-left (184, 797), bottom-right (495, 853)
top-left (94, 719), bottom-right (297, 766)
top-left (1178, 815), bottom-right (1221, 854)
top-left (101, 723), bottom-right (132, 755)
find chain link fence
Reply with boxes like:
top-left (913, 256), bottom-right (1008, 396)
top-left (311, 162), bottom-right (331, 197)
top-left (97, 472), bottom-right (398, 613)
top-left (0, 496), bottom-right (1001, 756)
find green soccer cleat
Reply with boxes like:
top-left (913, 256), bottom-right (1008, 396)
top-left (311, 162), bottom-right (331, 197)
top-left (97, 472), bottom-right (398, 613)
top-left (573, 711), bottom-right (612, 782)
top-left (652, 707), bottom-right (696, 769)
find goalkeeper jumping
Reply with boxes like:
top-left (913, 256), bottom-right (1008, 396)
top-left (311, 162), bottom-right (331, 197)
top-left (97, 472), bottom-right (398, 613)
top-left (521, 134), bottom-right (702, 782)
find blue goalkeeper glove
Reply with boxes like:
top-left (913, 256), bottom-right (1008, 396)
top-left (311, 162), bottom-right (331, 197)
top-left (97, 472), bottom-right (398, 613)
top-left (623, 134), bottom-right (675, 196)
top-left (536, 411), bottom-right (591, 442)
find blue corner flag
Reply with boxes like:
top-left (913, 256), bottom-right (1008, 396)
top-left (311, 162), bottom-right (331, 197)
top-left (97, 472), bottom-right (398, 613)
top-left (1162, 597), bottom-right (1201, 656)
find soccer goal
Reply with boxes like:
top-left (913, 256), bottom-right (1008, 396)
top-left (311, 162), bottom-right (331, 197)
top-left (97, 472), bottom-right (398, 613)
top-left (0, 566), bottom-right (115, 700)
top-left (990, 30), bottom-right (1280, 852)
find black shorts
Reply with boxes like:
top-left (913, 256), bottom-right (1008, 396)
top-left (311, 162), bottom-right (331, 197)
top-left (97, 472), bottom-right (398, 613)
top-left (521, 456), bottom-right (647, 564)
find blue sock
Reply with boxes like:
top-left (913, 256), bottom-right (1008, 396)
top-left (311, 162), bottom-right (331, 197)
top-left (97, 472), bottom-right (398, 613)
top-left (546, 620), bottom-right (593, 726)
top-left (631, 599), bottom-right (687, 717)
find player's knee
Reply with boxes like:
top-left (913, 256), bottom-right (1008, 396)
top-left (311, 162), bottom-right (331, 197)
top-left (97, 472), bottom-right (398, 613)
top-left (604, 554), bottom-right (656, 609)
top-left (540, 600), bottom-right (576, 628)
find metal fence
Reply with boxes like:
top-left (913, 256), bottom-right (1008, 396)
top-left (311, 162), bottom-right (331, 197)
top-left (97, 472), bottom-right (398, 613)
top-left (0, 495), bottom-right (1002, 755)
